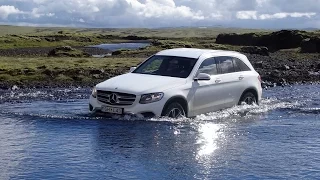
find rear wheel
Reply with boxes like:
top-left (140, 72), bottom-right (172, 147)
top-left (163, 102), bottom-right (186, 118)
top-left (238, 92), bottom-right (257, 105)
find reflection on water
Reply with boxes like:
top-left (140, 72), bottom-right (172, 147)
top-left (196, 123), bottom-right (224, 157)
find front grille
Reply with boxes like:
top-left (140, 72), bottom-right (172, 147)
top-left (97, 90), bottom-right (136, 106)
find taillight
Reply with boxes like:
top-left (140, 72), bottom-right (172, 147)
top-left (258, 75), bottom-right (262, 83)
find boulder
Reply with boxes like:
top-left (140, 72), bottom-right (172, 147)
top-left (240, 46), bottom-right (269, 56)
top-left (48, 46), bottom-right (90, 57)
top-left (281, 65), bottom-right (290, 71)
top-left (258, 30), bottom-right (305, 51)
top-left (254, 61), bottom-right (264, 68)
top-left (301, 37), bottom-right (320, 53)
top-left (216, 30), bottom-right (308, 51)
top-left (216, 33), bottom-right (260, 46)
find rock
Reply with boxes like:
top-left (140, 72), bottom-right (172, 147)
top-left (45, 37), bottom-right (56, 42)
top-left (301, 37), bottom-right (320, 53)
top-left (112, 50), bottom-right (123, 56)
top-left (240, 46), bottom-right (269, 56)
top-left (317, 63), bottom-right (320, 70)
top-left (22, 68), bottom-right (35, 75)
top-left (254, 61), bottom-right (264, 68)
top-left (151, 40), bottom-right (163, 46)
top-left (184, 44), bottom-right (193, 48)
top-left (12, 85), bottom-right (19, 91)
top-left (42, 69), bottom-right (53, 76)
top-left (37, 65), bottom-right (47, 69)
top-left (48, 46), bottom-right (89, 57)
top-left (216, 30), bottom-right (308, 51)
top-left (282, 65), bottom-right (290, 70)
top-left (216, 33), bottom-right (259, 46)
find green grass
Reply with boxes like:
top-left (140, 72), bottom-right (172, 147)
top-left (0, 56), bottom-right (144, 87)
top-left (0, 57), bottom-right (143, 70)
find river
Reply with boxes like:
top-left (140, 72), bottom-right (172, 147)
top-left (0, 85), bottom-right (319, 179)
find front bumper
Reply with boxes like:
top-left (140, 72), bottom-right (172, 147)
top-left (89, 95), bottom-right (166, 117)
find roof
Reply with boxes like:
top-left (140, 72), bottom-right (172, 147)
top-left (156, 48), bottom-right (241, 59)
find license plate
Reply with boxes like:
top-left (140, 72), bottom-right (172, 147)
top-left (101, 106), bottom-right (123, 115)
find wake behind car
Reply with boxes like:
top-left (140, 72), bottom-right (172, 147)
top-left (89, 48), bottom-right (262, 118)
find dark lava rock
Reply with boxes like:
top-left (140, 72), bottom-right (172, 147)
top-left (260, 30), bottom-right (305, 51)
top-left (216, 33), bottom-right (259, 46)
top-left (216, 30), bottom-right (308, 51)
top-left (22, 68), bottom-right (36, 75)
top-left (240, 46), bottom-right (269, 56)
top-left (254, 61), bottom-right (264, 68)
top-left (301, 37), bottom-right (320, 53)
top-left (282, 65), bottom-right (290, 71)
top-left (112, 50), bottom-right (123, 56)
top-left (48, 46), bottom-right (90, 57)
top-left (37, 65), bottom-right (47, 69)
top-left (151, 40), bottom-right (163, 46)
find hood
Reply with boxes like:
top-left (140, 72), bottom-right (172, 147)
top-left (96, 73), bottom-right (187, 94)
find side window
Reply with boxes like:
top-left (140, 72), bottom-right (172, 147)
top-left (141, 59), bottom-right (163, 73)
top-left (216, 56), bottom-right (235, 74)
top-left (198, 58), bottom-right (218, 75)
top-left (234, 58), bottom-right (251, 71)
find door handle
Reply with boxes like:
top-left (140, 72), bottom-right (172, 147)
top-left (215, 78), bottom-right (221, 83)
top-left (239, 75), bottom-right (244, 80)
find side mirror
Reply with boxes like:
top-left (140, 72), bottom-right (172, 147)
top-left (129, 67), bottom-right (137, 72)
top-left (194, 73), bottom-right (211, 81)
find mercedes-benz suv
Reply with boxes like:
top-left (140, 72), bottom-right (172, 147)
top-left (89, 48), bottom-right (262, 118)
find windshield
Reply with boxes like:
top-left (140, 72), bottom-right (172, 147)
top-left (133, 55), bottom-right (198, 78)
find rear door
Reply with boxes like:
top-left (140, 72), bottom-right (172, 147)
top-left (214, 56), bottom-right (242, 107)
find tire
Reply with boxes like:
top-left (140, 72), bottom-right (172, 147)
top-left (238, 92), bottom-right (257, 105)
top-left (163, 102), bottom-right (186, 118)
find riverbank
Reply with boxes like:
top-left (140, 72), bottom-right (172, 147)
top-left (0, 26), bottom-right (319, 89)
top-left (0, 51), bottom-right (319, 89)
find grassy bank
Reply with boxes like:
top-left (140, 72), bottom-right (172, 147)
top-left (0, 57), bottom-right (143, 89)
top-left (0, 25), bottom-right (270, 49)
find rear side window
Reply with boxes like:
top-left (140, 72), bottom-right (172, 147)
top-left (216, 56), bottom-right (235, 74)
top-left (198, 58), bottom-right (218, 75)
top-left (233, 57), bottom-right (251, 71)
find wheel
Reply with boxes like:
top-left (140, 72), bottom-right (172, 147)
top-left (163, 102), bottom-right (186, 118)
top-left (238, 92), bottom-right (257, 105)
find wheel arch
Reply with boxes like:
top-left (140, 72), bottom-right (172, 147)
top-left (161, 96), bottom-right (189, 117)
top-left (238, 87), bottom-right (259, 105)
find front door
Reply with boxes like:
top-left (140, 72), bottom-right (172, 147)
top-left (192, 58), bottom-right (228, 115)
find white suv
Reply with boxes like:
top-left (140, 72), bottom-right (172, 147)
top-left (89, 48), bottom-right (262, 118)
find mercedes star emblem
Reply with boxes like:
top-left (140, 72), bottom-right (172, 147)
top-left (110, 93), bottom-right (119, 104)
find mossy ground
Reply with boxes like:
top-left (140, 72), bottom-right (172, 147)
top-left (0, 57), bottom-right (143, 88)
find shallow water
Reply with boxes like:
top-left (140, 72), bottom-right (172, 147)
top-left (0, 85), bottom-right (319, 179)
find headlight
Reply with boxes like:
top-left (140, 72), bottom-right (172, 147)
top-left (91, 86), bottom-right (97, 98)
top-left (139, 92), bottom-right (164, 104)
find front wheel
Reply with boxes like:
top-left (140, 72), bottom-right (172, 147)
top-left (238, 92), bottom-right (257, 105)
top-left (163, 102), bottom-right (186, 118)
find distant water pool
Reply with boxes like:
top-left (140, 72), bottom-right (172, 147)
top-left (90, 42), bottom-right (150, 51)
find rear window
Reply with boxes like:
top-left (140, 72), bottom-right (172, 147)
top-left (233, 57), bottom-right (251, 71)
